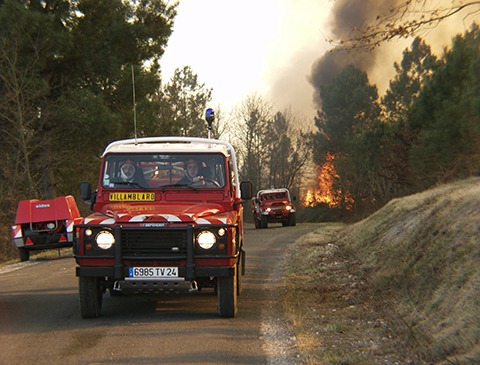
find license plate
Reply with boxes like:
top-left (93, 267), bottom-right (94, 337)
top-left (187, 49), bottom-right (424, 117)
top-left (128, 267), bottom-right (178, 278)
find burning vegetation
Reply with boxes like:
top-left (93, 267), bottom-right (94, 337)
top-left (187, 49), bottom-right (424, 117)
top-left (303, 153), bottom-right (354, 211)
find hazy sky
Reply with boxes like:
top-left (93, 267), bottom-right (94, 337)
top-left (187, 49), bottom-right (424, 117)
top-left (160, 1), bottom-right (477, 122)
top-left (160, 0), bottom-right (332, 119)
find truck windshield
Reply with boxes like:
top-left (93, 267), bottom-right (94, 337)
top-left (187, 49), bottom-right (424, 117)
top-left (262, 192), bottom-right (287, 201)
top-left (101, 153), bottom-right (227, 189)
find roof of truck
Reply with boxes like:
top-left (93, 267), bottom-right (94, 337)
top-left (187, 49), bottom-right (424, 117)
top-left (257, 188), bottom-right (290, 195)
top-left (102, 137), bottom-right (232, 157)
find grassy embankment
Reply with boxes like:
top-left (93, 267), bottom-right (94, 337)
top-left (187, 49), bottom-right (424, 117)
top-left (284, 177), bottom-right (480, 364)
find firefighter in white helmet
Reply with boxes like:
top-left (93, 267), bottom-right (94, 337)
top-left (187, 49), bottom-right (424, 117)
top-left (120, 160), bottom-right (136, 182)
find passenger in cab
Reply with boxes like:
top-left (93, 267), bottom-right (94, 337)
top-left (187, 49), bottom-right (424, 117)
top-left (118, 160), bottom-right (146, 186)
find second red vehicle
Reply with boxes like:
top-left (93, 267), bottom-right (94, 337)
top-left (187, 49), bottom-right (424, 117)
top-left (251, 188), bottom-right (296, 229)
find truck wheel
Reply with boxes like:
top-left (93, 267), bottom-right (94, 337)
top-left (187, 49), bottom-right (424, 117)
top-left (260, 216), bottom-right (268, 229)
top-left (217, 267), bottom-right (237, 318)
top-left (289, 213), bottom-right (296, 226)
top-left (237, 251), bottom-right (244, 296)
top-left (19, 248), bottom-right (30, 262)
top-left (79, 277), bottom-right (103, 318)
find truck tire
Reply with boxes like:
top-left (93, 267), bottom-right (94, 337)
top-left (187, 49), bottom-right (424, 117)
top-left (19, 248), bottom-right (30, 262)
top-left (237, 251), bottom-right (244, 296)
top-left (289, 213), bottom-right (296, 226)
top-left (217, 267), bottom-right (237, 318)
top-left (260, 216), bottom-right (268, 229)
top-left (79, 277), bottom-right (103, 318)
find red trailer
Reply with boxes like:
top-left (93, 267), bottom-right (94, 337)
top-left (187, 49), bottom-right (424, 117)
top-left (11, 196), bottom-right (83, 261)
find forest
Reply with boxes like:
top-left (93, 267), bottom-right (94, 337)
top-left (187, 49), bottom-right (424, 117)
top-left (306, 27), bottom-right (480, 220)
top-left (1, 0), bottom-right (479, 261)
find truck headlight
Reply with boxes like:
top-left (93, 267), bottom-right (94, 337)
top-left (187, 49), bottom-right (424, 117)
top-left (286, 205), bottom-right (292, 210)
top-left (96, 230), bottom-right (115, 250)
top-left (197, 231), bottom-right (216, 249)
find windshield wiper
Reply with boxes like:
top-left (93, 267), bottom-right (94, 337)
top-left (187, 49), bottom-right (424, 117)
top-left (112, 181), bottom-right (148, 190)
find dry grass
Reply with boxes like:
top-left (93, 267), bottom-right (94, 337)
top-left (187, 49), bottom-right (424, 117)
top-left (284, 177), bottom-right (480, 364)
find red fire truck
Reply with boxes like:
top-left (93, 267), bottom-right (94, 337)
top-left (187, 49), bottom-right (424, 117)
top-left (11, 196), bottom-right (82, 262)
top-left (251, 188), bottom-right (296, 229)
top-left (74, 135), bottom-right (252, 318)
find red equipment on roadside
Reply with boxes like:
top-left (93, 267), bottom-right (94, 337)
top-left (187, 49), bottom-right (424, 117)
top-left (11, 195), bottom-right (83, 262)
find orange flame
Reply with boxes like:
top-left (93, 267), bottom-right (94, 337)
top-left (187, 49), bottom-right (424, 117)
top-left (303, 153), bottom-right (354, 210)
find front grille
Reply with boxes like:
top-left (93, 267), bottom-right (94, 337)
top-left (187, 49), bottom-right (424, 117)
top-left (121, 229), bottom-right (188, 257)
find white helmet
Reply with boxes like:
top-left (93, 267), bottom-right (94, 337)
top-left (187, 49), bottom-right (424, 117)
top-left (120, 162), bottom-right (135, 182)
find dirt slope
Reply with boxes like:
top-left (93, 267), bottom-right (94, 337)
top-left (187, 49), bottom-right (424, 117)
top-left (284, 177), bottom-right (480, 364)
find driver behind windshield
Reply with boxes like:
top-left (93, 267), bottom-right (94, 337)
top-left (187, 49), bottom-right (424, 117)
top-left (177, 159), bottom-right (204, 185)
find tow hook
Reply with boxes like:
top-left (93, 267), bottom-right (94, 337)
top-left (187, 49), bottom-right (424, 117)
top-left (189, 280), bottom-right (198, 292)
top-left (113, 281), bottom-right (122, 292)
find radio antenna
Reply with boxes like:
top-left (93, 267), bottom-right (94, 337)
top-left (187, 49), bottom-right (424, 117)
top-left (132, 65), bottom-right (138, 144)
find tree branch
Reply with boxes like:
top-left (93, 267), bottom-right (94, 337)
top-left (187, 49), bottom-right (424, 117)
top-left (329, 1), bottom-right (480, 51)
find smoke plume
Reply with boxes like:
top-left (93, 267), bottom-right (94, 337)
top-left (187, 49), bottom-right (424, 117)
top-left (309, 0), bottom-right (401, 108)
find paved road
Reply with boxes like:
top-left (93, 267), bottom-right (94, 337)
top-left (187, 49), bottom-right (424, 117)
top-left (0, 223), bottom-right (321, 365)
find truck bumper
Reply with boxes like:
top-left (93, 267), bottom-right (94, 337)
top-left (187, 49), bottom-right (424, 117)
top-left (74, 223), bottom-right (241, 281)
top-left (76, 265), bottom-right (234, 279)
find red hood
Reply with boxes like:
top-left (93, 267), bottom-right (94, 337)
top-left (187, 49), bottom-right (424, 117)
top-left (83, 202), bottom-right (233, 225)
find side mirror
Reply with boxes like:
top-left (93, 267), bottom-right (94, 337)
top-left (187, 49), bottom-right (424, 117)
top-left (240, 181), bottom-right (252, 200)
top-left (80, 182), bottom-right (92, 201)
